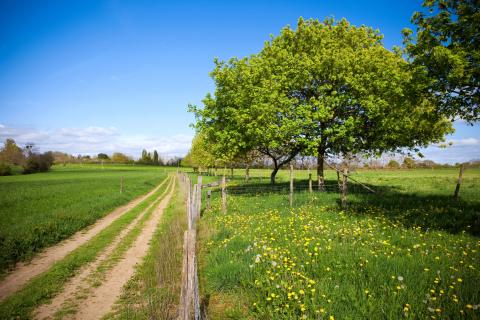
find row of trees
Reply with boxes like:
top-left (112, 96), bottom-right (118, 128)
top-left (0, 139), bottom-right (54, 175)
top-left (186, 1), bottom-right (478, 184)
top-left (0, 139), bottom-right (183, 176)
top-left (99, 150), bottom-right (181, 166)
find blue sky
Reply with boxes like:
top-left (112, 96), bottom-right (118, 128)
top-left (0, 0), bottom-right (478, 162)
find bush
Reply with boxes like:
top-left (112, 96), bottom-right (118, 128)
top-left (23, 152), bottom-right (54, 174)
top-left (386, 160), bottom-right (400, 169)
top-left (0, 163), bottom-right (12, 176)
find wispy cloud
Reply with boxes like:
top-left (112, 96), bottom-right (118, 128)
top-left (446, 138), bottom-right (480, 146)
top-left (0, 124), bottom-right (192, 158)
top-left (420, 138), bottom-right (480, 163)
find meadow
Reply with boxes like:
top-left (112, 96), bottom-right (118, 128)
top-left (0, 164), bottom-right (173, 275)
top-left (196, 168), bottom-right (480, 319)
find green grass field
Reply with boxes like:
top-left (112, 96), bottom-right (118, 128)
top-left (0, 164), bottom-right (175, 275)
top-left (196, 168), bottom-right (480, 319)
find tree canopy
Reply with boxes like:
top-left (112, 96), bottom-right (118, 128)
top-left (182, 132), bottom-right (217, 170)
top-left (191, 18), bottom-right (453, 183)
top-left (403, 0), bottom-right (479, 122)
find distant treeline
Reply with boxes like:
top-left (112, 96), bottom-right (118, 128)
top-left (51, 150), bottom-right (182, 167)
top-left (0, 139), bottom-right (54, 175)
top-left (0, 139), bottom-right (182, 176)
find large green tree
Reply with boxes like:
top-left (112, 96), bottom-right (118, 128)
top-left (260, 18), bottom-right (452, 187)
top-left (403, 0), bottom-right (479, 122)
top-left (182, 132), bottom-right (218, 171)
top-left (191, 55), bottom-right (307, 184)
top-left (192, 18), bottom-right (452, 184)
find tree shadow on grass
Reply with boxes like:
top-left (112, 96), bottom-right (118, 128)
top-left (223, 178), bottom-right (480, 237)
top-left (348, 189), bottom-right (480, 237)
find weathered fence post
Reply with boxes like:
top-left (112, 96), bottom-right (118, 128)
top-left (192, 184), bottom-right (198, 226)
top-left (341, 168), bottom-right (348, 209)
top-left (245, 165), bottom-right (250, 182)
top-left (197, 176), bottom-right (202, 219)
top-left (308, 173), bottom-right (313, 193)
top-left (454, 164), bottom-right (465, 198)
top-left (336, 170), bottom-right (341, 192)
top-left (179, 173), bottom-right (201, 320)
top-left (179, 229), bottom-right (196, 320)
top-left (186, 178), bottom-right (191, 229)
top-left (206, 190), bottom-right (211, 210)
top-left (120, 176), bottom-right (124, 194)
top-left (289, 164), bottom-right (294, 207)
top-left (221, 175), bottom-right (227, 214)
top-left (230, 168), bottom-right (234, 178)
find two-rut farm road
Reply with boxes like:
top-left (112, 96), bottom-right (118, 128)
top-left (34, 176), bottom-right (177, 320)
top-left (0, 176), bottom-right (171, 301)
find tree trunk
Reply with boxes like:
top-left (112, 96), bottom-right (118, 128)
top-left (270, 167), bottom-right (279, 184)
top-left (270, 159), bottom-right (279, 184)
top-left (317, 146), bottom-right (325, 192)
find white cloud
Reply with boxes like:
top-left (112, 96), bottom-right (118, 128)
top-left (446, 138), bottom-right (480, 146)
top-left (420, 137), bottom-right (480, 164)
top-left (0, 125), bottom-right (192, 159)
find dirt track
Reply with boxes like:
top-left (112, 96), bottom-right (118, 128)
top-left (0, 177), bottom-right (170, 301)
top-left (34, 176), bottom-right (176, 320)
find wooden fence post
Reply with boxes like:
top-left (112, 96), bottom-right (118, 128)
top-left (206, 190), bottom-right (211, 210)
top-left (289, 164), bottom-right (294, 207)
top-left (245, 165), bottom-right (250, 182)
top-left (221, 175), bottom-right (227, 214)
top-left (230, 168), bottom-right (234, 178)
top-left (120, 176), bottom-right (124, 194)
top-left (454, 164), bottom-right (465, 198)
top-left (187, 179), bottom-right (191, 229)
top-left (179, 231), bottom-right (189, 320)
top-left (179, 229), bottom-right (196, 320)
top-left (336, 170), bottom-right (341, 192)
top-left (197, 176), bottom-right (203, 219)
top-left (308, 173), bottom-right (312, 193)
top-left (341, 168), bottom-right (348, 210)
top-left (192, 184), bottom-right (197, 227)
